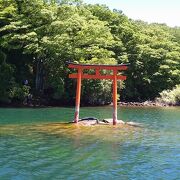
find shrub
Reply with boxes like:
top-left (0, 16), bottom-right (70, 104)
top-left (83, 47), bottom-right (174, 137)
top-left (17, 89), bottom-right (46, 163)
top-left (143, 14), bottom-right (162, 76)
top-left (156, 85), bottom-right (180, 105)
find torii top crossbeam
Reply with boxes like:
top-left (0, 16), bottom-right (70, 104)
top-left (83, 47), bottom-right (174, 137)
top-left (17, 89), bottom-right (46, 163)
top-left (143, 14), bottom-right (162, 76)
top-left (68, 62), bottom-right (129, 125)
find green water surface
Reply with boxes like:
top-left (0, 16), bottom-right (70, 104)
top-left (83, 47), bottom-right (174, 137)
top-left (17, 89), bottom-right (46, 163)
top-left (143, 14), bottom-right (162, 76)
top-left (0, 106), bottom-right (179, 179)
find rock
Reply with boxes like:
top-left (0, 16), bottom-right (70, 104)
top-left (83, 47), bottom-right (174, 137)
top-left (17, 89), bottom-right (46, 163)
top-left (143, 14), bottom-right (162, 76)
top-left (70, 118), bottom-right (142, 127)
top-left (78, 117), bottom-right (99, 126)
top-left (78, 120), bottom-right (98, 126)
top-left (126, 121), bottom-right (142, 127)
top-left (102, 119), bottom-right (125, 124)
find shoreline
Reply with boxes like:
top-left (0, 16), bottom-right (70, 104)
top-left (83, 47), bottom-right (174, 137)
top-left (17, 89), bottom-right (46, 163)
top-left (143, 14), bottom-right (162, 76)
top-left (0, 101), bottom-right (179, 108)
top-left (117, 101), bottom-right (178, 107)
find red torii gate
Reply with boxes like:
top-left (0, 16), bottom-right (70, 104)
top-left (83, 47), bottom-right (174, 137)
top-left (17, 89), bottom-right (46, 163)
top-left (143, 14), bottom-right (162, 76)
top-left (68, 62), bottom-right (128, 125)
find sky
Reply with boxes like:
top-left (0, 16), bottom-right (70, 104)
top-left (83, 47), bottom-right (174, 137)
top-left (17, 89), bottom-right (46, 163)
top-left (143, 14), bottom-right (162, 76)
top-left (83, 0), bottom-right (180, 27)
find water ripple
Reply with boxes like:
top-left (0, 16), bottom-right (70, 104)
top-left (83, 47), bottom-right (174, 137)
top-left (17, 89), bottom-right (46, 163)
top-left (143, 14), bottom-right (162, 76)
top-left (0, 107), bottom-right (179, 179)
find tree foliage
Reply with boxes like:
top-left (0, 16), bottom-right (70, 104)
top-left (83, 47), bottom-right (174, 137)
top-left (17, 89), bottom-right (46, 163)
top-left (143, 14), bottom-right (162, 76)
top-left (0, 0), bottom-right (179, 105)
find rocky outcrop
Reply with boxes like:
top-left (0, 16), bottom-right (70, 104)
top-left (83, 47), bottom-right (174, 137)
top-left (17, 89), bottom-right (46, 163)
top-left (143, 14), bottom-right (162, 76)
top-left (118, 101), bottom-right (169, 107)
top-left (71, 118), bottom-right (142, 127)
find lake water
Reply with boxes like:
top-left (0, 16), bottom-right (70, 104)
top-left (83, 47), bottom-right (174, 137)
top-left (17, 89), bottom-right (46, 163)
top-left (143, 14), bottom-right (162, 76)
top-left (0, 106), bottom-right (179, 179)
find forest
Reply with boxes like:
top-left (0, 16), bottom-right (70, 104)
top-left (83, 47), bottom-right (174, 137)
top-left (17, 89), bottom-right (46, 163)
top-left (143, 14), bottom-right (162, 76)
top-left (0, 0), bottom-right (180, 106)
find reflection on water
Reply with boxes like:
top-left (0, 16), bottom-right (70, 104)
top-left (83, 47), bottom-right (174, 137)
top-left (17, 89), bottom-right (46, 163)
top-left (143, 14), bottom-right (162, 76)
top-left (0, 107), bottom-right (179, 179)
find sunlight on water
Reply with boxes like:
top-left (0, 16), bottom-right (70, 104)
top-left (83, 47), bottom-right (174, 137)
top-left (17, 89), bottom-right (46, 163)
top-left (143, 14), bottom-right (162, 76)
top-left (0, 123), bottom-right (143, 143)
top-left (0, 107), bottom-right (179, 179)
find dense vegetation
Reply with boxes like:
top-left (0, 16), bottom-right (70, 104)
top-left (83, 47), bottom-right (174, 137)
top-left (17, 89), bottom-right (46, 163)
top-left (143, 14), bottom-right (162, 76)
top-left (0, 0), bottom-right (180, 106)
top-left (156, 85), bottom-right (180, 106)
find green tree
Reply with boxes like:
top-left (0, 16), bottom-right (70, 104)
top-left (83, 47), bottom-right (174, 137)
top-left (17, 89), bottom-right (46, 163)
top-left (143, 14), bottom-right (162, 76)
top-left (0, 50), bottom-right (15, 103)
top-left (0, 1), bottom-right (179, 105)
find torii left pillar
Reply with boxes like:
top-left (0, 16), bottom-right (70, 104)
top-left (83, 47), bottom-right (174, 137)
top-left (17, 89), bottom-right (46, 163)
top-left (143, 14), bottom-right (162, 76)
top-left (74, 68), bottom-right (82, 123)
top-left (113, 69), bottom-right (118, 125)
